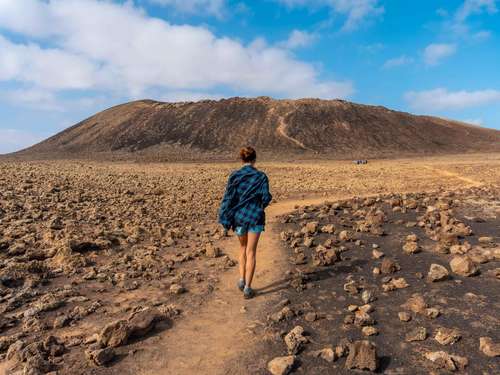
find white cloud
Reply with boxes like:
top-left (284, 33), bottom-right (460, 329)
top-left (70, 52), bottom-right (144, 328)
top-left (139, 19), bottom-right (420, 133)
top-left (147, 0), bottom-right (227, 18)
top-left (279, 30), bottom-right (317, 49)
top-left (445, 0), bottom-right (498, 37)
top-left (423, 43), bottom-right (457, 66)
top-left (455, 0), bottom-right (497, 22)
top-left (0, 0), bottom-right (353, 102)
top-left (0, 128), bottom-right (46, 154)
top-left (382, 55), bottom-right (414, 69)
top-left (159, 91), bottom-right (224, 102)
top-left (405, 88), bottom-right (500, 111)
top-left (275, 0), bottom-right (384, 31)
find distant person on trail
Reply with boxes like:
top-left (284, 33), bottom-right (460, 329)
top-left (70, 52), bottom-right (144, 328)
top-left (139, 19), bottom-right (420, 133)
top-left (218, 146), bottom-right (272, 299)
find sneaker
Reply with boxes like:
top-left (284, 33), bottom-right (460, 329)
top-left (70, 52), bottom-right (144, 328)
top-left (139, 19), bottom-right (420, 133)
top-left (243, 286), bottom-right (255, 299)
top-left (237, 279), bottom-right (245, 291)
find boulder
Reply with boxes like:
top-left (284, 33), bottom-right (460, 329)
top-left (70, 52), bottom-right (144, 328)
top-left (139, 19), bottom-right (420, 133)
top-left (405, 327), bottom-right (427, 342)
top-left (479, 337), bottom-right (500, 357)
top-left (427, 264), bottom-right (449, 282)
top-left (380, 258), bottom-right (400, 274)
top-left (284, 326), bottom-right (308, 354)
top-left (99, 320), bottom-right (130, 348)
top-left (85, 347), bottom-right (115, 366)
top-left (434, 328), bottom-right (461, 345)
top-left (450, 256), bottom-right (479, 276)
top-left (309, 347), bottom-right (336, 362)
top-left (424, 351), bottom-right (468, 372)
top-left (345, 340), bottom-right (378, 371)
top-left (267, 356), bottom-right (296, 375)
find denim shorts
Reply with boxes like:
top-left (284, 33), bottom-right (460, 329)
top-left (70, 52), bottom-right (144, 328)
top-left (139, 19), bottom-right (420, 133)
top-left (235, 225), bottom-right (265, 236)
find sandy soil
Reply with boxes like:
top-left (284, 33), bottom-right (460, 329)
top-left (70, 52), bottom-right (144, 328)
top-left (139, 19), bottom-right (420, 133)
top-left (1, 153), bottom-right (499, 374)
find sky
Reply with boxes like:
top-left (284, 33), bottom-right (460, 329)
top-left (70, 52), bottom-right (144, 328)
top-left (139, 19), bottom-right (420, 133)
top-left (0, 0), bottom-right (499, 154)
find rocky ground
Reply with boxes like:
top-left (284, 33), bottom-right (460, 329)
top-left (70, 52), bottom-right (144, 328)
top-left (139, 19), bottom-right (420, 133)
top-left (0, 157), bottom-right (499, 374)
top-left (257, 187), bottom-right (500, 374)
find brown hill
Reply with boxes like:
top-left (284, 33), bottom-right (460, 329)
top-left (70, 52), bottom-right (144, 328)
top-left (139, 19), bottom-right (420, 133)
top-left (14, 97), bottom-right (500, 160)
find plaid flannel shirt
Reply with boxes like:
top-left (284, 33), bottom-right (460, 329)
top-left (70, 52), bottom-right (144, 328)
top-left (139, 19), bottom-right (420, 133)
top-left (218, 165), bottom-right (272, 231)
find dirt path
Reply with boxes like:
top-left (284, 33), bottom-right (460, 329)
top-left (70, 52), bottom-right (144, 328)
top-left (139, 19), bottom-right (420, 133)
top-left (135, 194), bottom-right (353, 375)
top-left (142, 165), bottom-right (487, 374)
top-left (272, 108), bottom-right (314, 152)
top-left (423, 165), bottom-right (483, 187)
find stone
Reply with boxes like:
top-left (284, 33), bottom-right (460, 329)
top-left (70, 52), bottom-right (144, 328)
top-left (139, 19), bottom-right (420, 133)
top-left (304, 312), bottom-right (317, 322)
top-left (425, 307), bottom-right (441, 319)
top-left (354, 310), bottom-right (375, 327)
top-left (434, 328), bottom-right (461, 345)
top-left (362, 326), bottom-right (378, 336)
top-left (309, 347), bottom-right (335, 362)
top-left (343, 280), bottom-right (359, 295)
top-left (427, 264), bottom-right (449, 282)
top-left (85, 347), bottom-right (115, 366)
top-left (403, 241), bottom-right (420, 254)
top-left (372, 249), bottom-right (384, 259)
top-left (478, 236), bottom-right (494, 244)
top-left (398, 312), bottom-right (411, 322)
top-left (402, 294), bottom-right (427, 314)
top-left (479, 337), bottom-right (500, 357)
top-left (320, 224), bottom-right (335, 234)
top-left (361, 290), bottom-right (376, 304)
top-left (284, 326), bottom-right (308, 354)
top-left (127, 308), bottom-right (166, 339)
top-left (99, 320), bottom-right (130, 348)
top-left (380, 258), bottom-right (400, 274)
top-left (267, 356), bottom-right (296, 375)
top-left (304, 222), bottom-right (319, 234)
top-left (339, 230), bottom-right (352, 241)
top-left (345, 340), bottom-right (378, 371)
top-left (170, 283), bottom-right (186, 294)
top-left (205, 243), bottom-right (221, 258)
top-left (405, 327), bottom-right (427, 342)
top-left (424, 351), bottom-right (468, 372)
top-left (450, 256), bottom-right (479, 276)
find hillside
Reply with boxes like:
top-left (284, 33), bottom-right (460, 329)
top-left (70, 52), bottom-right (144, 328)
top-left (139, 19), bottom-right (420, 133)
top-left (13, 97), bottom-right (500, 160)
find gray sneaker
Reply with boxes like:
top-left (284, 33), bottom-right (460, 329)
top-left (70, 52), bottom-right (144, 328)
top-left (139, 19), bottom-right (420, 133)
top-left (243, 286), bottom-right (255, 299)
top-left (237, 279), bottom-right (245, 291)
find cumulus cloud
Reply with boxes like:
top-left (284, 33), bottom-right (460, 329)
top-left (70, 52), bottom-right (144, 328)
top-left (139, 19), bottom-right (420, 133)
top-left (275, 0), bottom-right (384, 31)
top-left (0, 0), bottom-right (353, 106)
top-left (279, 30), bottom-right (317, 49)
top-left (423, 43), bottom-right (457, 66)
top-left (147, 0), bottom-right (227, 18)
top-left (382, 55), bottom-right (414, 69)
top-left (404, 88), bottom-right (500, 111)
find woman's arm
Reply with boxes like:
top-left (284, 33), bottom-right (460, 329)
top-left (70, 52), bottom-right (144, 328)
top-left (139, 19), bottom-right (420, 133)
top-left (261, 175), bottom-right (272, 208)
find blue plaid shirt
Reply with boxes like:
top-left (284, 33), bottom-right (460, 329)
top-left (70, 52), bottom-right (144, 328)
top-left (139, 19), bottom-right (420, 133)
top-left (218, 165), bottom-right (272, 231)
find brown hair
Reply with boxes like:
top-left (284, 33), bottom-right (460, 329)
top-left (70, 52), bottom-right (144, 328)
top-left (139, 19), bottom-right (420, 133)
top-left (239, 146), bottom-right (256, 163)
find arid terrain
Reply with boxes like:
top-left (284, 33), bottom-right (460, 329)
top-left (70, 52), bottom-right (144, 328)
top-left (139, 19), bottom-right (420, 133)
top-left (1, 153), bottom-right (499, 375)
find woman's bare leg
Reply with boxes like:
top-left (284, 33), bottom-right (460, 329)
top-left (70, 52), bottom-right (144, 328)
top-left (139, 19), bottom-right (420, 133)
top-left (245, 232), bottom-right (261, 288)
top-left (238, 234), bottom-right (248, 281)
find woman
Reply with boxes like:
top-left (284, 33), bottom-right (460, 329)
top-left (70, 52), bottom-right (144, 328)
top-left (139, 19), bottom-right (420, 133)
top-left (218, 147), bottom-right (272, 299)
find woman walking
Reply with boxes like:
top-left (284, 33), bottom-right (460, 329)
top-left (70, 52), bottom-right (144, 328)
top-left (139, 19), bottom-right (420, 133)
top-left (218, 147), bottom-right (272, 299)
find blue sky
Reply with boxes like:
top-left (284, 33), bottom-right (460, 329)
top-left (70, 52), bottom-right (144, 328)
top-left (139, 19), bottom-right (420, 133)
top-left (0, 0), bottom-right (499, 153)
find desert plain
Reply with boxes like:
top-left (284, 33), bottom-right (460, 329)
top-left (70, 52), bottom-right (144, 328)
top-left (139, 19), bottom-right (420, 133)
top-left (0, 153), bottom-right (499, 375)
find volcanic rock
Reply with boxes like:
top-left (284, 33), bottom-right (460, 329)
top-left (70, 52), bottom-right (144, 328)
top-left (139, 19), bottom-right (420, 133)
top-left (267, 356), bottom-right (296, 375)
top-left (284, 326), bottom-right (308, 354)
top-left (345, 340), bottom-right (378, 371)
top-left (479, 337), bottom-right (500, 357)
top-left (427, 264), bottom-right (449, 282)
top-left (449, 256), bottom-right (479, 276)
